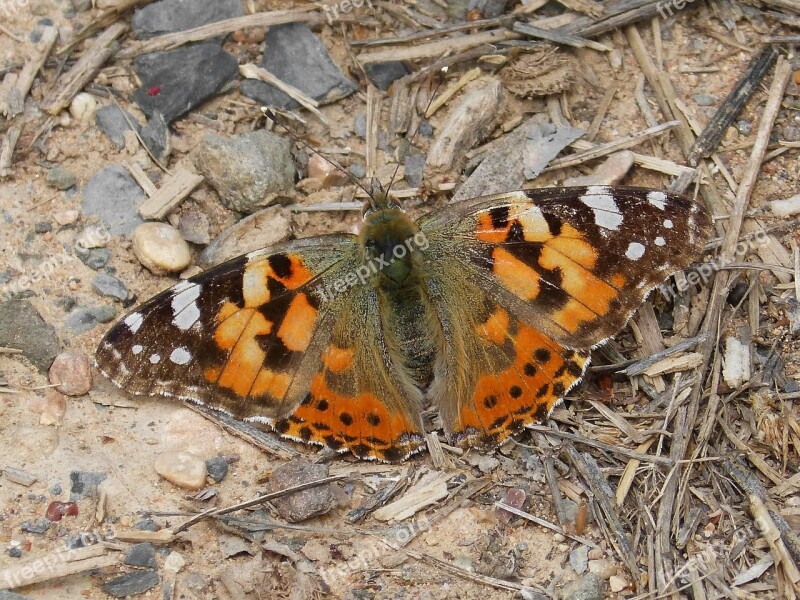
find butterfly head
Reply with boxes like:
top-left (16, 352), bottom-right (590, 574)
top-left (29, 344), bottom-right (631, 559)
top-left (360, 207), bottom-right (425, 289)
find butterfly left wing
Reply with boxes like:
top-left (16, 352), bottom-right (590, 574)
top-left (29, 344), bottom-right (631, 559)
top-left (418, 186), bottom-right (710, 447)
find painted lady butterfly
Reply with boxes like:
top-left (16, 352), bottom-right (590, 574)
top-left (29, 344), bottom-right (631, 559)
top-left (96, 185), bottom-right (710, 462)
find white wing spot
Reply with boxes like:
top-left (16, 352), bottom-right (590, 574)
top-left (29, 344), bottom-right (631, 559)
top-left (655, 236), bottom-right (666, 246)
top-left (171, 283), bottom-right (202, 331)
top-left (580, 190), bottom-right (623, 231)
top-left (664, 219), bottom-right (674, 229)
top-left (132, 345), bottom-right (143, 355)
top-left (149, 353), bottom-right (161, 364)
top-left (626, 242), bottom-right (646, 260)
top-left (169, 347), bottom-right (192, 365)
top-left (124, 312), bottom-right (144, 334)
top-left (648, 191), bottom-right (667, 210)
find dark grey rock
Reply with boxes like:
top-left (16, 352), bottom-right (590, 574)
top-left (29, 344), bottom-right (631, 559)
top-left (71, 0), bottom-right (92, 12)
top-left (133, 43), bottom-right (238, 124)
top-left (70, 471), bottom-right (107, 500)
top-left (0, 300), bottom-right (60, 371)
top-left (266, 460), bottom-right (336, 523)
top-left (92, 273), bottom-right (129, 301)
top-left (95, 105), bottom-right (142, 150)
top-left (404, 153), bottom-right (425, 188)
top-left (364, 62), bottom-right (408, 91)
top-left (82, 165), bottom-right (145, 236)
top-left (736, 119), bottom-right (752, 135)
top-left (124, 543), bottom-right (157, 568)
top-left (205, 456), bottom-right (229, 483)
top-left (20, 518), bottom-right (51, 534)
top-left (134, 518), bottom-right (160, 532)
top-left (194, 130), bottom-right (295, 214)
top-left (34, 222), bottom-right (52, 234)
top-left (65, 306), bottom-right (117, 334)
top-left (77, 248), bottom-right (111, 271)
top-left (5, 547), bottom-right (23, 559)
top-left (47, 166), bottom-right (77, 190)
top-left (558, 573), bottom-right (603, 600)
top-left (418, 120), bottom-right (433, 137)
top-left (132, 0), bottom-right (244, 39)
top-left (179, 211), bottom-right (211, 245)
top-left (102, 570), bottom-right (159, 598)
top-left (354, 112), bottom-right (366, 138)
top-left (50, 483), bottom-right (63, 495)
top-left (240, 24), bottom-right (356, 109)
top-left (467, 0), bottom-right (506, 18)
top-left (140, 112), bottom-right (170, 160)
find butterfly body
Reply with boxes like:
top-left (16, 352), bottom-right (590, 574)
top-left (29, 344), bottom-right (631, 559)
top-left (97, 186), bottom-right (710, 462)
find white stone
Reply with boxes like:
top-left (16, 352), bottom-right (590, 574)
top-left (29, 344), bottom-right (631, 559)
top-left (132, 223), bottom-right (192, 275)
top-left (154, 451), bottom-right (207, 490)
top-left (609, 575), bottom-right (628, 592)
top-left (69, 92), bottom-right (97, 123)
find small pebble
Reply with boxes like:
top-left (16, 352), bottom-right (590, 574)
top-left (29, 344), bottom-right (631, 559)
top-left (588, 558), bottom-right (615, 580)
top-left (46, 166), bottom-right (77, 190)
top-left (70, 92), bottom-right (98, 124)
top-left (164, 551), bottom-right (186, 574)
top-left (267, 460), bottom-right (336, 523)
top-left (205, 456), bottom-right (229, 483)
top-left (559, 573), bottom-right (603, 600)
top-left (54, 209), bottom-right (79, 226)
top-left (736, 119), bottom-right (752, 135)
top-left (49, 352), bottom-right (93, 396)
top-left (34, 222), bottom-right (52, 234)
top-left (154, 450), bottom-right (207, 490)
top-left (102, 570), bottom-right (159, 598)
top-left (349, 163), bottom-right (366, 179)
top-left (20, 518), bottom-right (51, 534)
top-left (45, 501), bottom-right (79, 522)
top-left (69, 470), bottom-right (107, 501)
top-left (609, 575), bottom-right (628, 593)
top-left (7, 545), bottom-right (23, 558)
top-left (124, 542), bottom-right (157, 568)
top-left (132, 223), bottom-right (192, 274)
top-left (569, 545), bottom-right (589, 575)
top-left (92, 273), bottom-right (129, 301)
top-left (78, 248), bottom-right (111, 271)
top-left (134, 518), bottom-right (160, 532)
top-left (31, 390), bottom-right (67, 425)
top-left (694, 93), bottom-right (715, 106)
top-left (65, 306), bottom-right (117, 333)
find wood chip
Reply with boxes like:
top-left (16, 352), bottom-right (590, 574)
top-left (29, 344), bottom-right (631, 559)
top-left (373, 470), bottom-right (450, 522)
top-left (137, 168), bottom-right (204, 220)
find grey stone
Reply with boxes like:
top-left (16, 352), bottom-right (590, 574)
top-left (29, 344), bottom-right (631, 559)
top-left (240, 24), bottom-right (356, 109)
top-left (205, 456), bottom-right (229, 483)
top-left (95, 105), bottom-right (142, 150)
top-left (20, 518), bottom-right (51, 534)
top-left (102, 570), bottom-right (159, 598)
top-left (194, 130), bottom-right (295, 214)
top-left (266, 460), bottom-right (336, 523)
top-left (558, 573), bottom-right (603, 600)
top-left (132, 0), bottom-right (244, 39)
top-left (92, 273), bottom-right (129, 301)
top-left (70, 471), bottom-right (107, 500)
top-left (5, 547), bottom-right (23, 559)
top-left (694, 93), bottom-right (716, 106)
top-left (34, 222), bottom-right (52, 234)
top-left (47, 166), bottom-right (77, 190)
top-left (140, 112), bottom-right (170, 160)
top-left (65, 306), bottom-right (117, 334)
top-left (133, 43), bottom-right (238, 124)
top-left (77, 248), bottom-right (111, 271)
top-left (569, 545), bottom-right (589, 575)
top-left (404, 153), bottom-right (425, 188)
top-left (349, 163), bottom-right (366, 179)
top-left (0, 300), bottom-right (60, 371)
top-left (364, 62), bottom-right (408, 91)
top-left (71, 0), bottom-right (92, 11)
top-left (134, 518), bottom-right (160, 532)
top-left (124, 543), bottom-right (157, 568)
top-left (82, 165), bottom-right (146, 236)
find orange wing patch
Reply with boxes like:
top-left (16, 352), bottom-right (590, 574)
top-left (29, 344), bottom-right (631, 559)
top-left (455, 320), bottom-right (589, 447)
top-left (272, 344), bottom-right (425, 461)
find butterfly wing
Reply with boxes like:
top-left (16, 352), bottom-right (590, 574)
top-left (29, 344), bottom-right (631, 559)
top-left (96, 235), bottom-right (425, 460)
top-left (419, 186), bottom-right (710, 446)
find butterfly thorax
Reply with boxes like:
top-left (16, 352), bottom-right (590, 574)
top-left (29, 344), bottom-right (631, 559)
top-left (360, 208), bottom-right (437, 388)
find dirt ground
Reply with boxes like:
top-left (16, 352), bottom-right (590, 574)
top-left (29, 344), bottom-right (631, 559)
top-left (1, 1), bottom-right (800, 599)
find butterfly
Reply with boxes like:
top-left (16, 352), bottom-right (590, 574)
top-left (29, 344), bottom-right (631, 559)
top-left (96, 185), bottom-right (710, 462)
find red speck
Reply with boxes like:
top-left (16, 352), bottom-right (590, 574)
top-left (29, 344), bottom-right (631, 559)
top-left (45, 501), bottom-right (79, 522)
top-left (148, 85), bottom-right (162, 96)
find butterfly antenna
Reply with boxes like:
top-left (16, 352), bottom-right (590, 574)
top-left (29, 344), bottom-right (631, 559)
top-left (261, 108), bottom-right (377, 208)
top-left (384, 67), bottom-right (449, 201)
